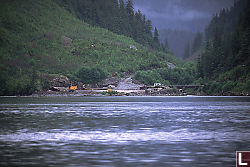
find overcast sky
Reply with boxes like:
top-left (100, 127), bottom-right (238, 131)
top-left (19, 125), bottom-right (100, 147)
top-left (133, 0), bottom-right (235, 31)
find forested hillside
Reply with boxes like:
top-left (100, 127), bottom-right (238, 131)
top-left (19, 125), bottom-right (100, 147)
top-left (55, 0), bottom-right (161, 49)
top-left (0, 0), bottom-right (176, 95)
top-left (1, 0), bottom-right (247, 96)
top-left (198, 0), bottom-right (250, 95)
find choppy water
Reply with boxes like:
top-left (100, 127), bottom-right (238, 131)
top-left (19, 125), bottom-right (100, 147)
top-left (0, 96), bottom-right (249, 166)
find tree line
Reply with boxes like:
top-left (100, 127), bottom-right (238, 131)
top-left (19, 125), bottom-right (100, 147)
top-left (182, 31), bottom-right (203, 59)
top-left (196, 0), bottom-right (250, 95)
top-left (198, 0), bottom-right (250, 78)
top-left (56, 0), bottom-right (161, 49)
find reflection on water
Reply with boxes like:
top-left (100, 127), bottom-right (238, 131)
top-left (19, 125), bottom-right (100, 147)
top-left (0, 96), bottom-right (249, 166)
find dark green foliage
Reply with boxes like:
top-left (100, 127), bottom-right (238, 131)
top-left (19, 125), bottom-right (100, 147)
top-left (172, 86), bottom-right (178, 93)
top-left (55, 0), bottom-right (159, 49)
top-left (198, 0), bottom-right (250, 95)
top-left (200, 65), bottom-right (250, 95)
top-left (246, 80), bottom-right (250, 92)
top-left (2, 75), bottom-right (37, 96)
top-left (134, 70), bottom-right (160, 85)
top-left (203, 81), bottom-right (222, 95)
top-left (222, 81), bottom-right (235, 93)
top-left (153, 27), bottom-right (160, 48)
top-left (134, 62), bottom-right (197, 86)
top-left (76, 67), bottom-right (106, 84)
top-left (196, 54), bottom-right (204, 79)
top-left (126, 0), bottom-right (134, 19)
top-left (40, 79), bottom-right (50, 90)
top-left (201, 0), bottom-right (250, 77)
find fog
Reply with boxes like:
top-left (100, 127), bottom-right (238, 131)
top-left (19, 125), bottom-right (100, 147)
top-left (134, 0), bottom-right (234, 31)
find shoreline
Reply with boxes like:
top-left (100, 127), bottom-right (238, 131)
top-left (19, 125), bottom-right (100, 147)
top-left (31, 89), bottom-right (249, 97)
top-left (1, 95), bottom-right (250, 98)
top-left (1, 90), bottom-right (248, 97)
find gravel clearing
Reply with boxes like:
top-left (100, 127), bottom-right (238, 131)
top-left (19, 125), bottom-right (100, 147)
top-left (115, 77), bottom-right (142, 90)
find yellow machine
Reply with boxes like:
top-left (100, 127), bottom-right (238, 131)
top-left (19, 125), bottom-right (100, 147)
top-left (69, 86), bottom-right (77, 91)
top-left (107, 89), bottom-right (113, 93)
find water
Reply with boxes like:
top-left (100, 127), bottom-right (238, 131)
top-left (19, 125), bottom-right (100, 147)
top-left (0, 96), bottom-right (249, 166)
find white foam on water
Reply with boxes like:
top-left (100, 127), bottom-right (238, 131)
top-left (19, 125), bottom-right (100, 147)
top-left (0, 129), bottom-right (249, 144)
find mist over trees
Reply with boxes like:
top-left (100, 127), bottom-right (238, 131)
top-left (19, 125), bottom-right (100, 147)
top-left (159, 30), bottom-right (203, 59)
top-left (196, 0), bottom-right (250, 95)
top-left (159, 29), bottom-right (196, 58)
top-left (55, 0), bottom-right (160, 49)
top-left (192, 32), bottom-right (203, 54)
top-left (182, 42), bottom-right (190, 59)
top-left (161, 38), bottom-right (169, 52)
top-left (199, 0), bottom-right (250, 78)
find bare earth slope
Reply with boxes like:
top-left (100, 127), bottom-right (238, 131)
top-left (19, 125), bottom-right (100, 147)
top-left (116, 77), bottom-right (142, 90)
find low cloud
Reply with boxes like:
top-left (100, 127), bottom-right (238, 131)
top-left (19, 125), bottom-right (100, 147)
top-left (133, 0), bottom-right (234, 31)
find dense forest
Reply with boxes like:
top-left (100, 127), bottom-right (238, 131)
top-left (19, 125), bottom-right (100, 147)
top-left (197, 0), bottom-right (250, 95)
top-left (55, 0), bottom-right (161, 49)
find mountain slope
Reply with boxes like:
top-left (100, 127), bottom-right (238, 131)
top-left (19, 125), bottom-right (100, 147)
top-left (198, 0), bottom-right (250, 95)
top-left (0, 0), bottom-right (176, 95)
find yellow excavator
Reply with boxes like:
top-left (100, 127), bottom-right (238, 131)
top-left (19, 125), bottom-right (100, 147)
top-left (69, 85), bottom-right (77, 92)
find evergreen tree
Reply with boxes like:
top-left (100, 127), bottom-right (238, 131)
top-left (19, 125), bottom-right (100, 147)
top-left (126, 0), bottom-right (134, 19)
top-left (107, 0), bottom-right (120, 33)
top-left (118, 0), bottom-right (131, 36)
top-left (201, 40), bottom-right (212, 77)
top-left (145, 20), bottom-right (152, 35)
top-left (55, 0), bottom-right (157, 49)
top-left (200, 0), bottom-right (250, 78)
top-left (153, 27), bottom-right (160, 47)
top-left (134, 10), bottom-right (144, 43)
top-left (197, 54), bottom-right (203, 78)
top-left (145, 20), bottom-right (153, 41)
top-left (126, 0), bottom-right (135, 38)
